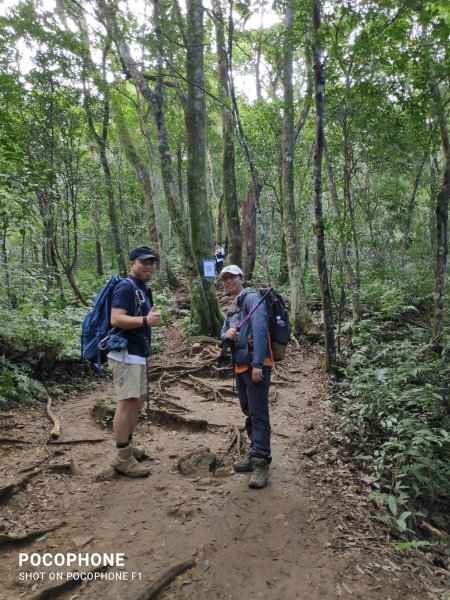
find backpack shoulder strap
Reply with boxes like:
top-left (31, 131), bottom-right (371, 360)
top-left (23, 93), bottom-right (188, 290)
top-left (123, 277), bottom-right (145, 317)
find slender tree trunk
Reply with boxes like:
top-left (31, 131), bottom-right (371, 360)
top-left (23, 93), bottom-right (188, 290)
top-left (1, 225), bottom-right (12, 306)
top-left (429, 155), bottom-right (439, 255)
top-left (325, 141), bottom-right (362, 321)
top-left (82, 48), bottom-right (127, 276)
top-left (135, 94), bottom-right (170, 285)
top-left (312, 0), bottom-right (336, 371)
top-left (423, 26), bottom-right (450, 348)
top-left (282, 0), bottom-right (316, 334)
top-left (115, 116), bottom-right (158, 245)
top-left (401, 152), bottom-right (427, 267)
top-left (212, 0), bottom-right (242, 265)
top-left (342, 112), bottom-right (361, 283)
top-left (93, 192), bottom-right (104, 277)
top-left (177, 145), bottom-right (185, 214)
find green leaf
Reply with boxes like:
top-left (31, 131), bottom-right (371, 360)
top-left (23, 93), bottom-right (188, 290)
top-left (388, 495), bottom-right (398, 517)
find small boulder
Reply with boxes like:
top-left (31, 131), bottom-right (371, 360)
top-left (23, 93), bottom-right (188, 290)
top-left (178, 447), bottom-right (216, 477)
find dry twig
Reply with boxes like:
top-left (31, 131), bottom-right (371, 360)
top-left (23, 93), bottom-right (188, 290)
top-left (45, 396), bottom-right (61, 439)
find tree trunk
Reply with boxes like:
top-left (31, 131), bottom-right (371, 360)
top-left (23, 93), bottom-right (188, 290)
top-left (1, 225), bottom-right (12, 307)
top-left (96, 0), bottom-right (221, 333)
top-left (400, 152), bottom-right (427, 267)
top-left (114, 115), bottom-right (158, 245)
top-left (241, 178), bottom-right (262, 280)
top-left (422, 23), bottom-right (450, 348)
top-left (281, 0), bottom-right (316, 334)
top-left (82, 47), bottom-right (127, 276)
top-left (92, 192), bottom-right (104, 277)
top-left (325, 140), bottom-right (362, 322)
top-left (212, 0), bottom-right (242, 266)
top-left (312, 0), bottom-right (336, 372)
top-left (342, 108), bottom-right (361, 284)
top-left (135, 94), bottom-right (171, 285)
top-left (185, 0), bottom-right (223, 329)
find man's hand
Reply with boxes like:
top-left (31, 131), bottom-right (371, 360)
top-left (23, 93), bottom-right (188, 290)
top-left (225, 327), bottom-right (238, 341)
top-left (147, 305), bottom-right (161, 327)
top-left (252, 367), bottom-right (263, 383)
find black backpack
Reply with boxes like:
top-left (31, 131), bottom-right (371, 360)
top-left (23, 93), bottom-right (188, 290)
top-left (244, 288), bottom-right (291, 361)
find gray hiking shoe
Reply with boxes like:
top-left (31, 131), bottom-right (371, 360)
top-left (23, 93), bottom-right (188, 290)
top-left (234, 455), bottom-right (253, 472)
top-left (248, 457), bottom-right (269, 489)
top-left (112, 446), bottom-right (151, 478)
top-left (131, 442), bottom-right (149, 462)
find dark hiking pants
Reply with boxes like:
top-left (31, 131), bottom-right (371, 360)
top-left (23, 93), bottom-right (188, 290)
top-left (236, 366), bottom-right (271, 461)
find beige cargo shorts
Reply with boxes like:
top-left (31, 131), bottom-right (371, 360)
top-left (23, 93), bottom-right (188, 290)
top-left (108, 359), bottom-right (147, 400)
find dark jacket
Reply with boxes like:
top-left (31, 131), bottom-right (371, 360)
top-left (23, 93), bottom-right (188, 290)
top-left (220, 287), bottom-right (270, 369)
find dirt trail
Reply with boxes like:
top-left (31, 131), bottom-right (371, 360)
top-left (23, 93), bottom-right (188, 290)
top-left (0, 326), bottom-right (440, 600)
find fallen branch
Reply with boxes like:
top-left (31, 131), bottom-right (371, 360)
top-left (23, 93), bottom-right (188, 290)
top-left (46, 396), bottom-right (61, 439)
top-left (0, 438), bottom-right (33, 445)
top-left (133, 559), bottom-right (195, 600)
top-left (0, 522), bottom-right (65, 546)
top-left (28, 565), bottom-right (109, 600)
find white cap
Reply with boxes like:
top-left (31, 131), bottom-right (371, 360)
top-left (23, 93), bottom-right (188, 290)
top-left (219, 265), bottom-right (244, 279)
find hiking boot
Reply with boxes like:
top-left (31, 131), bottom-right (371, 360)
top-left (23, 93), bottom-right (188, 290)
top-left (234, 455), bottom-right (253, 472)
top-left (248, 457), bottom-right (269, 489)
top-left (112, 446), bottom-right (151, 478)
top-left (131, 442), bottom-right (149, 462)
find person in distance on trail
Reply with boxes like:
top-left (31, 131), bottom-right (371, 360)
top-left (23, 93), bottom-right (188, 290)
top-left (219, 265), bottom-right (273, 489)
top-left (108, 246), bottom-right (161, 478)
top-left (215, 242), bottom-right (225, 274)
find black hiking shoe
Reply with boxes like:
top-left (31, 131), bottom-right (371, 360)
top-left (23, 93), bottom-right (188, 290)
top-left (234, 455), bottom-right (253, 472)
top-left (248, 457), bottom-right (269, 489)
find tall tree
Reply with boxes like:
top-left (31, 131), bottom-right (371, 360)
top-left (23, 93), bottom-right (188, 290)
top-left (96, 0), bottom-right (222, 334)
top-left (185, 0), bottom-right (223, 324)
top-left (212, 0), bottom-right (242, 266)
top-left (312, 0), bottom-right (336, 371)
top-left (281, 0), bottom-right (316, 334)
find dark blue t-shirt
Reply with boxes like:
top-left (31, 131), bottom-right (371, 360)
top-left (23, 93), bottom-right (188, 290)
top-left (110, 276), bottom-right (152, 357)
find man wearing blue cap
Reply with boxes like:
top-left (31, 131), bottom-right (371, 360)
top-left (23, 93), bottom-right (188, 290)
top-left (108, 246), bottom-right (161, 477)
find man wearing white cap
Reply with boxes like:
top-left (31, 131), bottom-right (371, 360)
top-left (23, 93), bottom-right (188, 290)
top-left (219, 265), bottom-right (273, 489)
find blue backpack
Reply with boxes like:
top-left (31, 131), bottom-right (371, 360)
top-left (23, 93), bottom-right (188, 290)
top-left (81, 276), bottom-right (143, 372)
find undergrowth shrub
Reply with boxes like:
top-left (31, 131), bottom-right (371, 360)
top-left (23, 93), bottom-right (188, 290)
top-left (338, 316), bottom-right (450, 533)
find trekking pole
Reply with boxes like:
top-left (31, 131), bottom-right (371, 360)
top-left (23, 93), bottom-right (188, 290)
top-left (145, 354), bottom-right (151, 433)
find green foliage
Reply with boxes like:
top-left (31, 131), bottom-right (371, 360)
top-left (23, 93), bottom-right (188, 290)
top-left (92, 396), bottom-right (116, 426)
top-left (339, 310), bottom-right (450, 531)
top-left (0, 304), bottom-right (85, 406)
top-left (0, 357), bottom-right (47, 408)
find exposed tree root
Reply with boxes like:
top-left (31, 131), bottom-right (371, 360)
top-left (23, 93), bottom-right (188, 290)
top-left (150, 408), bottom-right (210, 431)
top-left (47, 438), bottom-right (106, 445)
top-left (0, 522), bottom-right (65, 546)
top-left (28, 566), bottom-right (109, 600)
top-left (133, 559), bottom-right (195, 600)
top-left (0, 468), bottom-right (44, 502)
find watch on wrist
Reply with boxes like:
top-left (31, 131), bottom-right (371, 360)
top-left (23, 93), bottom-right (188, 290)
top-left (143, 316), bottom-right (148, 327)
